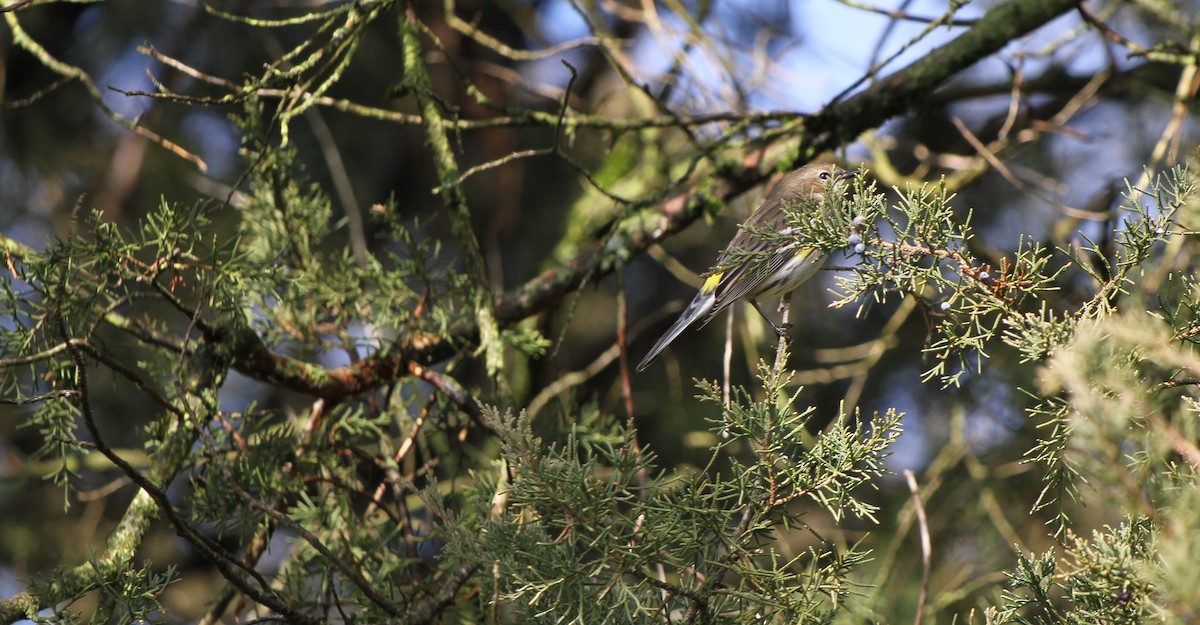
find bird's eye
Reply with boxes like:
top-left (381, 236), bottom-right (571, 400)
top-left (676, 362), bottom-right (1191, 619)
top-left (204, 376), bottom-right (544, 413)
top-left (819, 172), bottom-right (830, 181)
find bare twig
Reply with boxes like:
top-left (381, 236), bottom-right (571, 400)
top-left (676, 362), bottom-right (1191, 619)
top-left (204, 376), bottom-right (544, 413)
top-left (904, 470), bottom-right (931, 625)
top-left (868, 0), bottom-right (913, 77)
top-left (834, 0), bottom-right (977, 26)
top-left (771, 294), bottom-right (791, 376)
top-left (723, 306), bottom-right (734, 407)
top-left (407, 361), bottom-right (483, 424)
top-left (0, 389), bottom-right (80, 405)
top-left (444, 0), bottom-right (605, 61)
top-left (951, 116), bottom-right (1099, 220)
top-left (828, 0), bottom-right (973, 107)
top-left (1075, 4), bottom-right (1190, 62)
top-left (304, 109), bottom-right (368, 266)
top-left (0, 0), bottom-right (36, 13)
top-left (617, 270), bottom-right (636, 424)
top-left (4, 12), bottom-right (208, 170)
top-left (1, 74), bottom-right (73, 107)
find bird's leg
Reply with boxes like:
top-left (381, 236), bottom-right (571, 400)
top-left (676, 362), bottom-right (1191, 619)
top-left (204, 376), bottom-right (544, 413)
top-left (750, 298), bottom-right (791, 338)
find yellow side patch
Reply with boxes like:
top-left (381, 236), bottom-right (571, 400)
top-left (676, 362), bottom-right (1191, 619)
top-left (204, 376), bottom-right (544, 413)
top-left (701, 272), bottom-right (723, 294)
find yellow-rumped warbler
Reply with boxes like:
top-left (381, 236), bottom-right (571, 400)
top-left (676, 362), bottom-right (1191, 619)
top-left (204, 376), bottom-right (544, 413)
top-left (636, 162), bottom-right (852, 372)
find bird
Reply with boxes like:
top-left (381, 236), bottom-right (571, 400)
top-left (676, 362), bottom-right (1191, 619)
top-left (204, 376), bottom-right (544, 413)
top-left (636, 162), bottom-right (852, 372)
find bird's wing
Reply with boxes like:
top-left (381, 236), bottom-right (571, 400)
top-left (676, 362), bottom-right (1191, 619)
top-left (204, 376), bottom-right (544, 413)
top-left (693, 195), bottom-right (800, 322)
top-left (709, 244), bottom-right (812, 320)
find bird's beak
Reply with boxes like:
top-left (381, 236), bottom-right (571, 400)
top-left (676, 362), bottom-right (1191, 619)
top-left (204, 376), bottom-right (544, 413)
top-left (838, 168), bottom-right (860, 180)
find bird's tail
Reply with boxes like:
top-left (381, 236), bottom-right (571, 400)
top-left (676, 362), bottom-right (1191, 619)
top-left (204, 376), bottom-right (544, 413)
top-left (636, 291), bottom-right (716, 372)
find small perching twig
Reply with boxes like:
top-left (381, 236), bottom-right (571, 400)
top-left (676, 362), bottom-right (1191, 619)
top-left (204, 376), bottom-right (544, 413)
top-left (722, 307), bottom-right (734, 407)
top-left (198, 0), bottom-right (353, 27)
top-left (771, 295), bottom-right (792, 376)
top-left (407, 361), bottom-right (483, 425)
top-left (1076, 4), bottom-right (1193, 63)
top-left (827, 0), bottom-right (974, 108)
top-left (136, 44), bottom-right (238, 88)
top-left (0, 0), bottom-right (36, 14)
top-left (432, 147), bottom-right (553, 195)
top-left (904, 470), bottom-right (932, 625)
top-left (951, 116), bottom-right (1093, 218)
top-left (1146, 36), bottom-right (1200, 170)
top-left (3, 12), bottom-right (208, 171)
top-left (443, 0), bottom-right (605, 61)
top-left (1, 74), bottom-right (73, 107)
top-left (833, 0), bottom-right (978, 26)
top-left (0, 389), bottom-right (80, 405)
top-left (867, 0), bottom-right (915, 78)
top-left (617, 270), bottom-right (637, 425)
top-left (424, 57), bottom-right (647, 207)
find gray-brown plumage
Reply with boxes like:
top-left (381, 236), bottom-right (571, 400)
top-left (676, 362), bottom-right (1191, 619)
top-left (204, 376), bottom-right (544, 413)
top-left (637, 163), bottom-right (849, 372)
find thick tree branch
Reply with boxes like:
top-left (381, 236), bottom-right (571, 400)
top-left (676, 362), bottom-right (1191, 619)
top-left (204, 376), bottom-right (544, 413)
top-left (805, 0), bottom-right (1083, 155)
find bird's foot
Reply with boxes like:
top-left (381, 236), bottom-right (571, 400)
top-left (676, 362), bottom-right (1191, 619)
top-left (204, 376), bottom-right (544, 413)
top-left (750, 298), bottom-right (794, 339)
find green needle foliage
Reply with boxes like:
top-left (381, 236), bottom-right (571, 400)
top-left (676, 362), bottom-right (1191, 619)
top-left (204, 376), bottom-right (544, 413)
top-left (4, 136), bottom-right (1200, 623)
top-left (443, 361), bottom-right (902, 624)
top-left (4, 1), bottom-right (1200, 624)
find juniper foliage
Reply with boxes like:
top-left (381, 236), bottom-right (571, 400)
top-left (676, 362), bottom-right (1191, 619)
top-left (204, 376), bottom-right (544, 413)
top-left (3, 1), bottom-right (1200, 624)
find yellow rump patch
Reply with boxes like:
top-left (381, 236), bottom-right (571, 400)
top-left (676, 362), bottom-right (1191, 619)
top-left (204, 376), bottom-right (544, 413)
top-left (701, 272), bottom-right (723, 294)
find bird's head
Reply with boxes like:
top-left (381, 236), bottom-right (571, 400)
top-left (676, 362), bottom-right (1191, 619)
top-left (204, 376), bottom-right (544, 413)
top-left (770, 162), bottom-right (856, 203)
